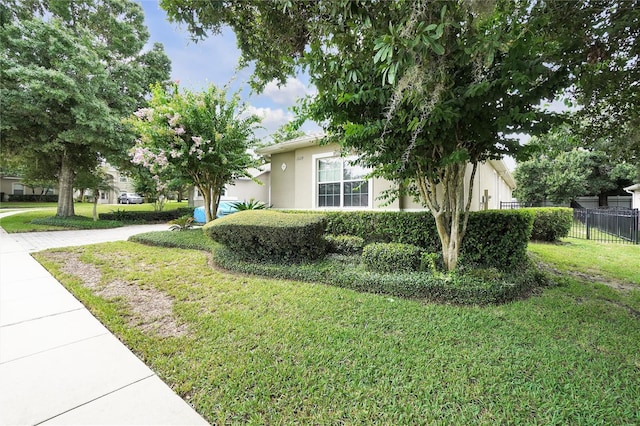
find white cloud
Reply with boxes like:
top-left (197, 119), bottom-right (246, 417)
top-left (263, 77), bottom-right (311, 105)
top-left (245, 106), bottom-right (294, 139)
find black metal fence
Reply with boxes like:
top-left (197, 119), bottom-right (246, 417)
top-left (570, 207), bottom-right (639, 244)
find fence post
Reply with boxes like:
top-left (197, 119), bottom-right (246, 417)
top-left (585, 210), bottom-right (590, 240)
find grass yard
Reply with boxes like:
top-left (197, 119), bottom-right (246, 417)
top-left (34, 235), bottom-right (640, 425)
top-left (0, 201), bottom-right (188, 233)
top-left (529, 238), bottom-right (640, 285)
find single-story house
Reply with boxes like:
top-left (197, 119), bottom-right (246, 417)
top-left (255, 133), bottom-right (516, 211)
top-left (0, 173), bottom-right (57, 202)
top-left (624, 183), bottom-right (640, 210)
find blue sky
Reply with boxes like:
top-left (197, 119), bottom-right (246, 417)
top-left (138, 1), bottom-right (321, 141)
top-left (138, 1), bottom-right (551, 169)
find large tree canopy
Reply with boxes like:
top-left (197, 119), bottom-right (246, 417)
top-left (0, 0), bottom-right (171, 217)
top-left (514, 127), bottom-right (636, 206)
top-left (161, 0), bottom-right (583, 270)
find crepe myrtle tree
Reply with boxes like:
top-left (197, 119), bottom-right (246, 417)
top-left (127, 83), bottom-right (261, 223)
top-left (161, 0), bottom-right (578, 270)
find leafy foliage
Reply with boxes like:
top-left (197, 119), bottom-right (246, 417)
top-left (126, 83), bottom-right (261, 223)
top-left (204, 210), bottom-right (327, 262)
top-left (324, 234), bottom-right (365, 256)
top-left (461, 210), bottom-right (534, 270)
top-left (521, 208), bottom-right (573, 242)
top-left (307, 210), bottom-right (533, 270)
top-left (212, 245), bottom-right (545, 305)
top-left (168, 215), bottom-right (194, 231)
top-left (99, 207), bottom-right (194, 223)
top-left (0, 0), bottom-right (171, 217)
top-left (514, 127), bottom-right (637, 205)
top-left (230, 199), bottom-right (267, 211)
top-left (362, 243), bottom-right (425, 273)
top-left (159, 0), bottom-right (577, 271)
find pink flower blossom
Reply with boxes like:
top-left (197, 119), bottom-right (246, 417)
top-left (133, 108), bottom-right (154, 121)
top-left (174, 127), bottom-right (185, 135)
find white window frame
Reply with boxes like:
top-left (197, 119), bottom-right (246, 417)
top-left (311, 152), bottom-right (373, 209)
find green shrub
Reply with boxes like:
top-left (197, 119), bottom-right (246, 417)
top-left (203, 210), bottom-right (327, 262)
top-left (168, 215), bottom-right (194, 231)
top-left (31, 216), bottom-right (123, 229)
top-left (99, 207), bottom-right (194, 223)
top-left (362, 242), bottom-right (424, 273)
top-left (325, 234), bottom-right (365, 255)
top-left (212, 245), bottom-right (546, 305)
top-left (129, 229), bottom-right (214, 251)
top-left (8, 194), bottom-right (59, 202)
top-left (461, 210), bottom-right (534, 269)
top-left (290, 210), bottom-right (533, 270)
top-left (323, 211), bottom-right (440, 250)
top-left (521, 207), bottom-right (572, 241)
top-left (230, 198), bottom-right (267, 210)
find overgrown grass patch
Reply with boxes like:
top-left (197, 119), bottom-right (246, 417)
top-left (34, 241), bottom-right (640, 425)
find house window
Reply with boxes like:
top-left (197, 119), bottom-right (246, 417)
top-left (12, 183), bottom-right (24, 195)
top-left (316, 156), bottom-right (369, 208)
top-left (119, 175), bottom-right (128, 183)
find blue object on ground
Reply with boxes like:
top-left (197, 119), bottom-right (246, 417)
top-left (194, 201), bottom-right (238, 223)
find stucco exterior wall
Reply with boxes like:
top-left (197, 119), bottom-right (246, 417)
top-left (227, 174), bottom-right (270, 205)
top-left (270, 151), bottom-right (297, 208)
top-left (267, 144), bottom-right (514, 211)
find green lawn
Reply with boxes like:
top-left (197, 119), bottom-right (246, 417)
top-left (0, 201), bottom-right (188, 233)
top-left (33, 236), bottom-right (640, 425)
top-left (529, 238), bottom-right (640, 285)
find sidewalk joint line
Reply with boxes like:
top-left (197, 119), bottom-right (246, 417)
top-left (33, 374), bottom-right (156, 426)
top-left (0, 307), bottom-right (85, 328)
top-left (0, 331), bottom-right (109, 365)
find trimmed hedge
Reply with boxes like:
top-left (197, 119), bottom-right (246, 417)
top-left (212, 245), bottom-right (547, 305)
top-left (323, 211), bottom-right (440, 250)
top-left (362, 242), bottom-right (424, 273)
top-left (99, 207), bottom-right (194, 223)
top-left (291, 210), bottom-right (534, 270)
top-left (521, 207), bottom-right (572, 241)
top-left (325, 234), bottom-right (365, 255)
top-left (461, 210), bottom-right (534, 269)
top-left (7, 194), bottom-right (58, 202)
top-left (203, 210), bottom-right (327, 262)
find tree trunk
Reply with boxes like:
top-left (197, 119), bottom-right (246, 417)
top-left (598, 192), bottom-right (608, 207)
top-left (56, 155), bottom-right (76, 217)
top-left (416, 162), bottom-right (476, 272)
top-left (199, 185), bottom-right (214, 223)
top-left (92, 191), bottom-right (98, 221)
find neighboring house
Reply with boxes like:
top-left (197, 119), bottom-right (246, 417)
top-left (255, 133), bottom-right (516, 211)
top-left (624, 184), bottom-right (640, 210)
top-left (75, 163), bottom-right (136, 204)
top-left (0, 173), bottom-right (57, 202)
top-left (189, 163), bottom-right (271, 207)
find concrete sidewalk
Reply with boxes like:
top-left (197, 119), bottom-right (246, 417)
top-left (0, 221), bottom-right (209, 425)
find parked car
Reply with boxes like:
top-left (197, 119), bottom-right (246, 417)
top-left (118, 193), bottom-right (144, 204)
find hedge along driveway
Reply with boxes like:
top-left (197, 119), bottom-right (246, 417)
top-left (34, 240), bottom-right (640, 425)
